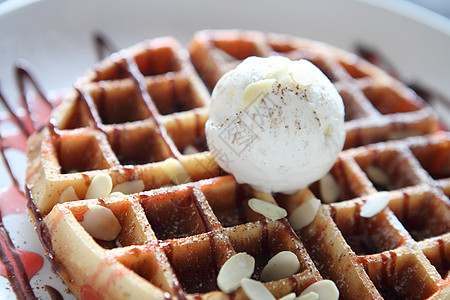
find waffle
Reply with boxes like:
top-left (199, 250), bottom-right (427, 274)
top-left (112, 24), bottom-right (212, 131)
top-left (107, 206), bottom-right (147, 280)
top-left (25, 30), bottom-right (449, 299)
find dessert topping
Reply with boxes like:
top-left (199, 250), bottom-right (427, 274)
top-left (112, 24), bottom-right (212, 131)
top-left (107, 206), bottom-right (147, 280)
top-left (205, 56), bottom-right (345, 194)
top-left (366, 166), bottom-right (390, 187)
top-left (260, 251), bottom-right (300, 282)
top-left (161, 157), bottom-right (191, 185)
top-left (85, 173), bottom-right (112, 199)
top-left (288, 198), bottom-right (321, 230)
top-left (296, 291), bottom-right (319, 300)
top-left (319, 174), bottom-right (340, 203)
top-left (240, 278), bottom-right (275, 300)
top-left (111, 179), bottom-right (145, 194)
top-left (300, 280), bottom-right (339, 300)
top-left (79, 204), bottom-right (122, 241)
top-left (360, 192), bottom-right (391, 218)
top-left (59, 186), bottom-right (79, 203)
top-left (217, 252), bottom-right (255, 293)
top-left (242, 78), bottom-right (276, 107)
top-left (278, 292), bottom-right (297, 300)
top-left (248, 198), bottom-right (287, 220)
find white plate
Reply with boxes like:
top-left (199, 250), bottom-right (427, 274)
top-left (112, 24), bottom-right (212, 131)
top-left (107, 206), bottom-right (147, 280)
top-left (0, 0), bottom-right (449, 299)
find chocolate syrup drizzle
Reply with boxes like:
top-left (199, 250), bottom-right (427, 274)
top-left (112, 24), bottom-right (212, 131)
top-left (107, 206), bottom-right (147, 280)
top-left (0, 217), bottom-right (36, 300)
top-left (45, 285), bottom-right (64, 300)
top-left (73, 87), bottom-right (105, 133)
top-left (0, 33), bottom-right (118, 300)
top-left (15, 60), bottom-right (54, 131)
top-left (0, 89), bottom-right (31, 137)
top-left (93, 32), bottom-right (119, 61)
top-left (0, 134), bottom-right (37, 300)
top-left (0, 77), bottom-right (41, 299)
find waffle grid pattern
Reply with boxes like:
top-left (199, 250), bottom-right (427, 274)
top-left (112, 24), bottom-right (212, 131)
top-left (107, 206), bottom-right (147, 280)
top-left (293, 133), bottom-right (450, 300)
top-left (26, 30), bottom-right (449, 299)
top-left (26, 37), bottom-right (220, 216)
top-left (44, 177), bottom-right (326, 299)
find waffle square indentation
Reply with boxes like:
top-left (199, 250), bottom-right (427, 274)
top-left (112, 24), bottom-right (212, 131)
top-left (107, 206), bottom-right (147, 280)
top-left (106, 122), bottom-right (171, 165)
top-left (228, 221), bottom-right (310, 282)
top-left (89, 83), bottom-right (151, 125)
top-left (355, 148), bottom-right (423, 191)
top-left (162, 234), bottom-right (221, 294)
top-left (363, 85), bottom-right (424, 115)
top-left (147, 74), bottom-right (205, 115)
top-left (140, 188), bottom-right (208, 240)
top-left (201, 179), bottom-right (262, 227)
top-left (390, 190), bottom-right (450, 242)
top-left (331, 205), bottom-right (407, 255)
top-left (362, 250), bottom-right (440, 299)
top-left (57, 130), bottom-right (113, 173)
top-left (410, 137), bottom-right (450, 181)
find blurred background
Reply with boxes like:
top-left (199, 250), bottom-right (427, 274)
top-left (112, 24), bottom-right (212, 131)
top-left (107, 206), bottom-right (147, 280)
top-left (407, 0), bottom-right (450, 18)
top-left (0, 0), bottom-right (449, 18)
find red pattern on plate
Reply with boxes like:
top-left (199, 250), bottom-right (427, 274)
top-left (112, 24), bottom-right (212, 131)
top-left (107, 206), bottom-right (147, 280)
top-left (0, 248), bottom-right (43, 279)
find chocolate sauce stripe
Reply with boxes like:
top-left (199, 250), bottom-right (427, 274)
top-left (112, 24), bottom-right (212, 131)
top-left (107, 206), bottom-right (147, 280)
top-left (0, 61), bottom-right (58, 299)
top-left (0, 217), bottom-right (37, 300)
top-left (15, 63), bottom-right (53, 133)
top-left (45, 285), bottom-right (64, 300)
top-left (0, 89), bottom-right (31, 137)
top-left (73, 86), bottom-right (106, 134)
top-left (14, 62), bottom-right (51, 108)
top-left (93, 32), bottom-right (119, 61)
top-left (0, 133), bottom-right (19, 187)
top-left (0, 130), bottom-right (38, 299)
top-left (1, 63), bottom-right (52, 138)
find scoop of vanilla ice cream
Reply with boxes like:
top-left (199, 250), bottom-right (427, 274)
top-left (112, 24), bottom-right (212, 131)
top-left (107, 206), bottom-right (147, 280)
top-left (205, 56), bottom-right (345, 194)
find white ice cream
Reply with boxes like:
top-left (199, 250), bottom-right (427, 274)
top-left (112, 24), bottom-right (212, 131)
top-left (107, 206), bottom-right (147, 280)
top-left (205, 56), bottom-right (345, 194)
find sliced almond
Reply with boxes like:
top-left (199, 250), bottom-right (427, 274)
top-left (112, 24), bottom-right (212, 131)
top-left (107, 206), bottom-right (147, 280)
top-left (260, 251), bottom-right (300, 282)
top-left (109, 192), bottom-right (124, 197)
top-left (319, 174), bottom-right (340, 203)
top-left (265, 61), bottom-right (290, 84)
top-left (111, 179), bottom-right (145, 195)
top-left (248, 198), bottom-right (287, 220)
top-left (360, 192), bottom-right (391, 218)
top-left (240, 278), bottom-right (275, 300)
top-left (217, 253), bottom-right (255, 293)
top-left (252, 190), bottom-right (275, 203)
top-left (79, 204), bottom-right (122, 241)
top-left (288, 198), bottom-right (321, 230)
top-left (278, 292), bottom-right (296, 300)
top-left (366, 166), bottom-right (390, 187)
top-left (59, 186), bottom-right (79, 203)
top-left (85, 173), bottom-right (113, 199)
top-left (162, 158), bottom-right (191, 185)
top-left (296, 291), bottom-right (319, 300)
top-left (300, 280), bottom-right (339, 300)
top-left (288, 59), bottom-right (317, 86)
top-left (242, 79), bottom-right (276, 107)
top-left (183, 145), bottom-right (199, 155)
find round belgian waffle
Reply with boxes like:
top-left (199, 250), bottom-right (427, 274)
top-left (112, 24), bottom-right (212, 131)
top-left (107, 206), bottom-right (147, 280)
top-left (26, 30), bottom-right (449, 299)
